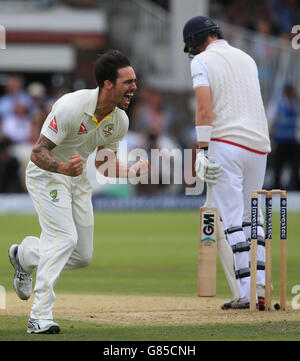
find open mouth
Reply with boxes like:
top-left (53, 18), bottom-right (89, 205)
top-left (123, 93), bottom-right (134, 105)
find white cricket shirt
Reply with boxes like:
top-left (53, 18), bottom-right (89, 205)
top-left (26, 87), bottom-right (129, 178)
top-left (191, 40), bottom-right (271, 153)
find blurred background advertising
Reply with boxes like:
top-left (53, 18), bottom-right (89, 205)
top-left (0, 0), bottom-right (299, 212)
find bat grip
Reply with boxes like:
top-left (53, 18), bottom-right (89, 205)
top-left (205, 183), bottom-right (214, 207)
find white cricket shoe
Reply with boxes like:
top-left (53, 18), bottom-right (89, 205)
top-left (27, 318), bottom-right (60, 334)
top-left (8, 244), bottom-right (32, 300)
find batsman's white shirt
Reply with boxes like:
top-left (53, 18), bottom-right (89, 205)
top-left (21, 88), bottom-right (129, 320)
top-left (191, 40), bottom-right (271, 154)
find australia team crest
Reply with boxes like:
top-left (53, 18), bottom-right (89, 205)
top-left (103, 123), bottom-right (114, 137)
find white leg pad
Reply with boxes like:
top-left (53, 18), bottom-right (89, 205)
top-left (217, 219), bottom-right (240, 300)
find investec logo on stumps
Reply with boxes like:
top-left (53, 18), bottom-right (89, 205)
top-left (280, 198), bottom-right (287, 239)
top-left (251, 197), bottom-right (258, 239)
top-left (201, 212), bottom-right (216, 246)
top-left (266, 197), bottom-right (272, 239)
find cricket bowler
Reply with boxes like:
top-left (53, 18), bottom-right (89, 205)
top-left (8, 49), bottom-right (150, 334)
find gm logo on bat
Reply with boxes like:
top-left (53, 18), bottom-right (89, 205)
top-left (202, 213), bottom-right (215, 236)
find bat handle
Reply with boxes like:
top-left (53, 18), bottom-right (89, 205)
top-left (205, 183), bottom-right (214, 207)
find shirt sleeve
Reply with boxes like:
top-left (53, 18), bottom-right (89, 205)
top-left (191, 57), bottom-right (210, 88)
top-left (41, 100), bottom-right (71, 145)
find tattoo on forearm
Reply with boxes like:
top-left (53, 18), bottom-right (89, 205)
top-left (31, 136), bottom-right (60, 173)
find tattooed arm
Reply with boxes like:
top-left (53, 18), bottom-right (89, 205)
top-left (31, 135), bottom-right (83, 176)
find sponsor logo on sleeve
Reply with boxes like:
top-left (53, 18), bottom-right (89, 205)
top-left (48, 116), bottom-right (58, 133)
top-left (78, 122), bottom-right (88, 134)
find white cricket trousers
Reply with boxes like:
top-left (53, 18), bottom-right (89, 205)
top-left (18, 172), bottom-right (94, 320)
top-left (209, 141), bottom-right (267, 302)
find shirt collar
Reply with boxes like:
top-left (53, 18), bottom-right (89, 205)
top-left (84, 87), bottom-right (99, 117)
top-left (92, 112), bottom-right (114, 129)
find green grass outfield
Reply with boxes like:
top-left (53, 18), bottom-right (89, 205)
top-left (0, 211), bottom-right (300, 341)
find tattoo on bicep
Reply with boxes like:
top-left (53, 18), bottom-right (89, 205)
top-left (36, 135), bottom-right (56, 150)
top-left (32, 136), bottom-right (60, 172)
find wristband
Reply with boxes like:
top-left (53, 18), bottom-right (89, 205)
top-left (195, 125), bottom-right (212, 142)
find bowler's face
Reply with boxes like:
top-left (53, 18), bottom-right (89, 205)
top-left (113, 66), bottom-right (137, 110)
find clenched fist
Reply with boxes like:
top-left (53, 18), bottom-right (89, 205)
top-left (128, 159), bottom-right (151, 178)
top-left (60, 155), bottom-right (83, 176)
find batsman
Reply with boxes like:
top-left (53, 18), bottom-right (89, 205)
top-left (183, 16), bottom-right (271, 309)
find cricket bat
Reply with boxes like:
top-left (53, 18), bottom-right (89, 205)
top-left (198, 182), bottom-right (218, 296)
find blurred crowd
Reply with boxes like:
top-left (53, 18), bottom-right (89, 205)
top-left (212, 0), bottom-right (300, 37)
top-left (0, 75), bottom-right (55, 192)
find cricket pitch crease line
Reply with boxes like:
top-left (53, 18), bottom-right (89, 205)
top-left (94, 309), bottom-right (202, 314)
top-left (89, 318), bottom-right (131, 324)
top-left (58, 315), bottom-right (132, 325)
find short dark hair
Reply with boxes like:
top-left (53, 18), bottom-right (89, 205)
top-left (95, 49), bottom-right (131, 88)
top-left (200, 29), bottom-right (223, 44)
